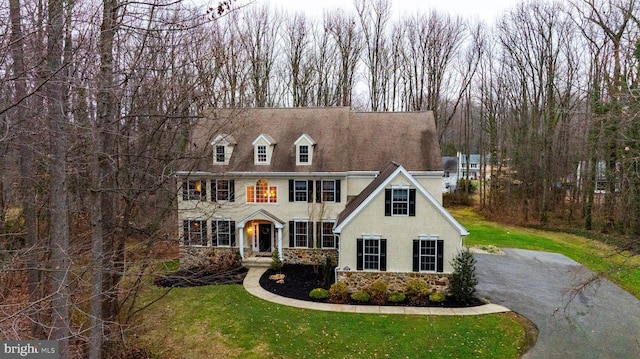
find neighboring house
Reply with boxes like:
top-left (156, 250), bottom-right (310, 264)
top-left (177, 107), bottom-right (468, 292)
top-left (442, 156), bottom-right (458, 193)
top-left (457, 152), bottom-right (482, 180)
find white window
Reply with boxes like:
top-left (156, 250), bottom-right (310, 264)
top-left (299, 145), bottom-right (309, 163)
top-left (257, 145), bottom-right (267, 163)
top-left (392, 188), bottom-right (409, 216)
top-left (294, 180), bottom-right (308, 202)
top-left (212, 219), bottom-right (235, 247)
top-left (182, 180), bottom-right (206, 201)
top-left (321, 180), bottom-right (336, 202)
top-left (247, 179), bottom-right (277, 203)
top-left (293, 221), bottom-right (309, 247)
top-left (419, 239), bottom-right (437, 271)
top-left (364, 238), bottom-right (380, 270)
top-left (182, 219), bottom-right (207, 246)
top-left (215, 146), bottom-right (226, 163)
top-left (212, 179), bottom-right (234, 201)
top-left (321, 221), bottom-right (336, 248)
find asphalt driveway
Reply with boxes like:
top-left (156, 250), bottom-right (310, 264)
top-left (474, 248), bottom-right (640, 359)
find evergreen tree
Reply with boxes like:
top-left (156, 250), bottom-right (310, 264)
top-left (450, 249), bottom-right (478, 305)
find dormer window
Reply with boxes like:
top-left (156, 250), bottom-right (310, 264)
top-left (294, 134), bottom-right (315, 166)
top-left (252, 134), bottom-right (276, 165)
top-left (211, 134), bottom-right (235, 165)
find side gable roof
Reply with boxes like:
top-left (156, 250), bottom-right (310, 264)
top-left (190, 108), bottom-right (441, 173)
top-left (333, 162), bottom-right (469, 236)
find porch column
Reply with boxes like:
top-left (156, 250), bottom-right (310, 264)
top-left (238, 225), bottom-right (244, 259)
top-left (277, 227), bottom-right (283, 261)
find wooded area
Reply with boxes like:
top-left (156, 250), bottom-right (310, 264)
top-left (0, 0), bottom-right (639, 357)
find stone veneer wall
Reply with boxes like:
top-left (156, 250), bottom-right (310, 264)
top-left (336, 270), bottom-right (451, 293)
top-left (179, 246), bottom-right (239, 269)
top-left (284, 248), bottom-right (338, 266)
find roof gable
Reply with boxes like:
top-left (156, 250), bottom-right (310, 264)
top-left (334, 163), bottom-right (468, 236)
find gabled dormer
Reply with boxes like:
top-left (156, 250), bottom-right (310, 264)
top-left (294, 134), bottom-right (316, 166)
top-left (211, 134), bottom-right (236, 165)
top-left (252, 134), bottom-right (276, 165)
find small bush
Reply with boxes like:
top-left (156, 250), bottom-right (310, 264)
top-left (367, 280), bottom-right (388, 305)
top-left (309, 288), bottom-right (329, 300)
top-left (328, 281), bottom-right (349, 304)
top-left (429, 291), bottom-right (446, 303)
top-left (271, 247), bottom-right (283, 272)
top-left (405, 279), bottom-right (430, 305)
top-left (387, 291), bottom-right (406, 303)
top-left (350, 290), bottom-right (370, 303)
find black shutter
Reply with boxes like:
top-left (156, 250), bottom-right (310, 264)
top-left (307, 180), bottom-right (313, 203)
top-left (315, 180), bottom-right (321, 202)
top-left (289, 180), bottom-right (294, 202)
top-left (230, 221), bottom-right (236, 246)
top-left (316, 222), bottom-right (322, 248)
top-left (211, 221), bottom-right (217, 246)
top-left (211, 180), bottom-right (217, 201)
top-left (436, 240), bottom-right (444, 273)
top-left (202, 221), bottom-right (208, 245)
top-left (229, 180), bottom-right (235, 202)
top-left (201, 181), bottom-right (206, 200)
top-left (308, 222), bottom-right (314, 248)
top-left (384, 189), bottom-right (391, 216)
top-left (409, 189), bottom-right (416, 216)
top-left (356, 238), bottom-right (363, 270)
top-left (182, 220), bottom-right (189, 245)
top-left (380, 239), bottom-right (387, 271)
top-left (289, 221), bottom-right (295, 248)
top-left (182, 181), bottom-right (188, 200)
top-left (335, 180), bottom-right (341, 202)
top-left (413, 240), bottom-right (420, 272)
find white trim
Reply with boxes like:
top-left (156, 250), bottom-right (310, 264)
top-left (251, 133), bottom-right (276, 146)
top-left (294, 133), bottom-right (316, 146)
top-left (334, 165), bottom-right (469, 236)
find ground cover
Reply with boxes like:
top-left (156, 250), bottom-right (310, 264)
top-left (133, 283), bottom-right (530, 358)
top-left (451, 207), bottom-right (640, 298)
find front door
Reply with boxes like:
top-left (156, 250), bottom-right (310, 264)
top-left (258, 223), bottom-right (272, 252)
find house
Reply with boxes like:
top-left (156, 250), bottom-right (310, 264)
top-left (176, 107), bottom-right (468, 292)
top-left (442, 156), bottom-right (458, 192)
top-left (457, 152), bottom-right (482, 180)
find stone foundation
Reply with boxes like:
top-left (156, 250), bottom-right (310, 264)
top-left (179, 246), bottom-right (240, 269)
top-left (336, 270), bottom-right (451, 293)
top-left (283, 248), bottom-right (338, 266)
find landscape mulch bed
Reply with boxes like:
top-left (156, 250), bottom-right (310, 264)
top-left (259, 264), bottom-right (483, 308)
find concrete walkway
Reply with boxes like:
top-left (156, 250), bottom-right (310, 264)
top-left (243, 267), bottom-right (510, 316)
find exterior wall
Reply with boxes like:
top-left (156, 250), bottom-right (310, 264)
top-left (336, 270), bottom-right (451, 293)
top-left (284, 248), bottom-right (338, 266)
top-left (338, 172), bottom-right (463, 274)
top-left (179, 246), bottom-right (239, 269)
top-left (414, 174), bottom-right (444, 204)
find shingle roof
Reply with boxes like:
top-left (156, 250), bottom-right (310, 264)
top-left (189, 107), bottom-right (441, 172)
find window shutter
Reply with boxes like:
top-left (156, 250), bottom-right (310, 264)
top-left (316, 222), bottom-right (322, 248)
top-left (409, 189), bottom-right (416, 216)
top-left (335, 180), bottom-right (341, 202)
top-left (211, 180), bottom-right (217, 201)
top-left (356, 238), bottom-right (363, 270)
top-left (211, 221), bottom-right (217, 246)
top-left (384, 189), bottom-right (391, 216)
top-left (182, 221), bottom-right (189, 245)
top-left (202, 221), bottom-right (208, 244)
top-left (201, 181), bottom-right (206, 199)
top-left (308, 222), bottom-right (314, 248)
top-left (413, 240), bottom-right (419, 272)
top-left (307, 180), bottom-right (314, 203)
top-left (230, 221), bottom-right (236, 246)
top-left (288, 180), bottom-right (294, 202)
top-left (315, 180), bottom-right (321, 202)
top-left (380, 239), bottom-right (387, 271)
top-left (229, 180), bottom-right (235, 202)
top-left (182, 181), bottom-right (188, 200)
top-left (436, 240), bottom-right (444, 273)
top-left (289, 221), bottom-right (294, 247)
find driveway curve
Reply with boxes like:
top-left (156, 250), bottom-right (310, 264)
top-left (475, 248), bottom-right (640, 359)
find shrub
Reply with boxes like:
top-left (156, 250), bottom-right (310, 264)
top-left (328, 281), bottom-right (349, 304)
top-left (309, 288), bottom-right (329, 300)
top-left (429, 291), bottom-right (446, 303)
top-left (271, 247), bottom-right (283, 272)
top-left (450, 249), bottom-right (478, 305)
top-left (405, 279), bottom-right (430, 305)
top-left (367, 280), bottom-right (388, 305)
top-left (387, 291), bottom-right (406, 303)
top-left (350, 290), bottom-right (370, 303)
top-left (322, 256), bottom-right (334, 289)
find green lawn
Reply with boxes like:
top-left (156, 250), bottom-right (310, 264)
top-left (134, 284), bottom-right (529, 359)
top-left (452, 207), bottom-right (640, 298)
